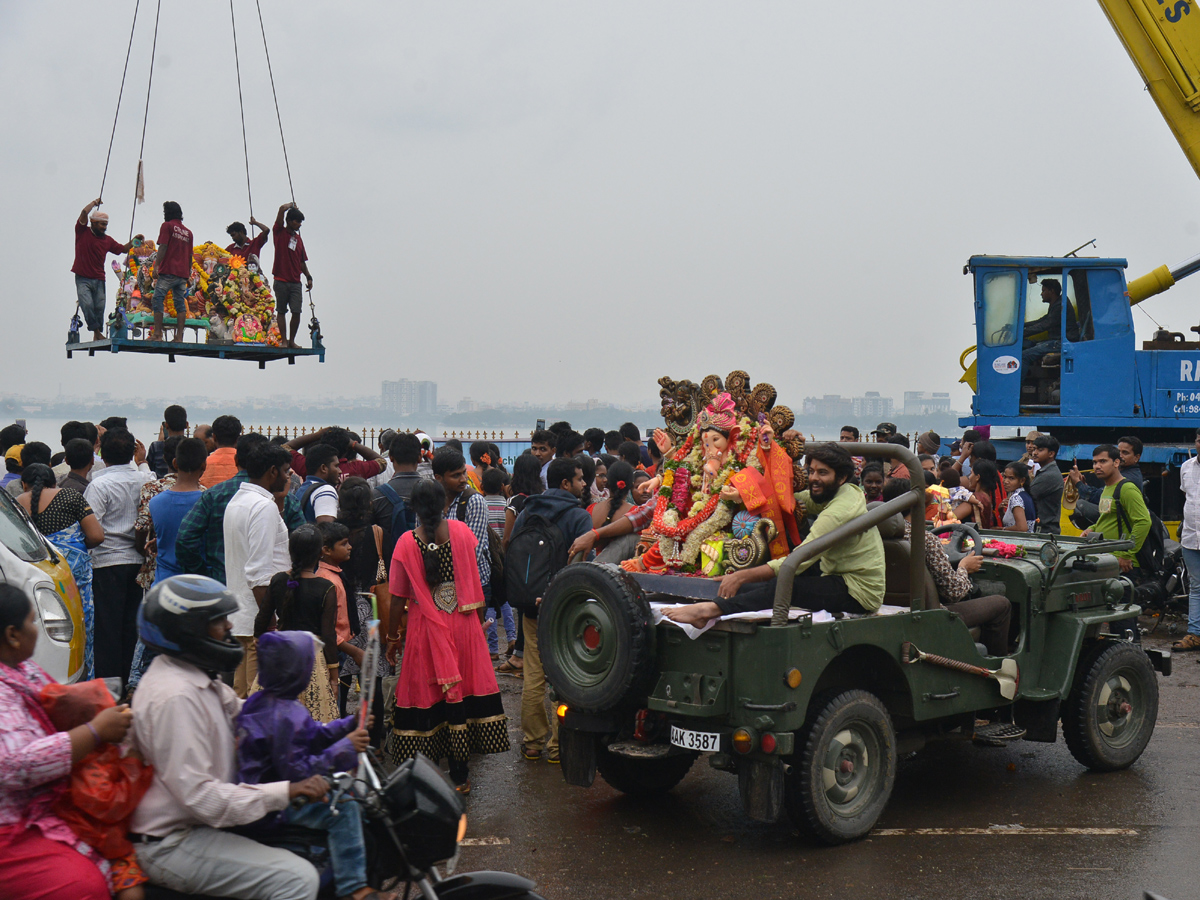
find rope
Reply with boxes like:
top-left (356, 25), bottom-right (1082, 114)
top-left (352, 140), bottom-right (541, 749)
top-left (255, 0), bottom-right (295, 204)
top-left (99, 0), bottom-right (141, 204)
top-left (229, 0), bottom-right (254, 220)
top-left (129, 0), bottom-right (163, 241)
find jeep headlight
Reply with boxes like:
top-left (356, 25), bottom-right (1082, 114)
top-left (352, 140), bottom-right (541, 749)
top-left (35, 583), bottom-right (74, 644)
top-left (1103, 578), bottom-right (1127, 606)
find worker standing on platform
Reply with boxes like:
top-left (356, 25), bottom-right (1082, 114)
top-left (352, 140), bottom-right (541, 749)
top-left (272, 202), bottom-right (312, 350)
top-left (72, 199), bottom-right (142, 342)
top-left (225, 217), bottom-right (270, 267)
top-left (150, 201), bottom-right (195, 344)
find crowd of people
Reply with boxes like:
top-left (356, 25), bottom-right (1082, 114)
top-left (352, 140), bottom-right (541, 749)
top-left (1, 405), bottom-right (1199, 899)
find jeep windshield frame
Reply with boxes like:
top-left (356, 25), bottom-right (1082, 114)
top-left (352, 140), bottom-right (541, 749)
top-left (771, 442), bottom-right (926, 625)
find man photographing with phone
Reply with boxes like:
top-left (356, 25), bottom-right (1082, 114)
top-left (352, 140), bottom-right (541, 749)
top-left (146, 405), bottom-right (189, 480)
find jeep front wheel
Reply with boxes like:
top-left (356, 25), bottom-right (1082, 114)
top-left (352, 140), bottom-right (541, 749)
top-left (785, 690), bottom-right (897, 844)
top-left (1062, 641), bottom-right (1159, 771)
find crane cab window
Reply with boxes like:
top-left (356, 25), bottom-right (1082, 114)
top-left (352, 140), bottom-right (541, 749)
top-left (1066, 268), bottom-right (1128, 342)
top-left (981, 271), bottom-right (1020, 347)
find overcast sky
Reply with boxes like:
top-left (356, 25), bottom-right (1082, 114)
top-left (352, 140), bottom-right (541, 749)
top-left (4, 2), bottom-right (1200, 410)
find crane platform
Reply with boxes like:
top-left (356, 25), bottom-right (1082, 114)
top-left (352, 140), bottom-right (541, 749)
top-left (65, 334), bottom-right (324, 369)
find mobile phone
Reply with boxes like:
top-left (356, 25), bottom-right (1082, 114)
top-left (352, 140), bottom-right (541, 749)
top-left (645, 427), bottom-right (655, 440)
top-left (15, 418), bottom-right (26, 432)
top-left (536, 419), bottom-right (546, 431)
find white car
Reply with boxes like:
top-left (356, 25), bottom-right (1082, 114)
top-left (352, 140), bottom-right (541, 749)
top-left (0, 492), bottom-right (84, 683)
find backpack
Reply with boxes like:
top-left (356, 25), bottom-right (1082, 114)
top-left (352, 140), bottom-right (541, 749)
top-left (296, 478), bottom-right (328, 524)
top-left (504, 512), bottom-right (567, 615)
top-left (453, 489), bottom-right (506, 594)
top-left (376, 483), bottom-right (417, 559)
top-left (1113, 480), bottom-right (1168, 573)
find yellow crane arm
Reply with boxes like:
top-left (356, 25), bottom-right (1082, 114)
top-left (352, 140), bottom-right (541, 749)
top-left (1097, 0), bottom-right (1200, 179)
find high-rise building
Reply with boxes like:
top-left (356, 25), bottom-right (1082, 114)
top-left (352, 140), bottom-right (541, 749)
top-left (381, 379), bottom-right (437, 416)
top-left (902, 391), bottom-right (952, 416)
top-left (852, 392), bottom-right (893, 419)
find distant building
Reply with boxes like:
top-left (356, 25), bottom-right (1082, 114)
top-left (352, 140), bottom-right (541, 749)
top-left (457, 397), bottom-right (478, 413)
top-left (802, 393), bottom-right (895, 419)
top-left (381, 379), bottom-right (437, 416)
top-left (852, 392), bottom-right (893, 419)
top-left (903, 391), bottom-right (952, 416)
top-left (802, 395), bottom-right (855, 419)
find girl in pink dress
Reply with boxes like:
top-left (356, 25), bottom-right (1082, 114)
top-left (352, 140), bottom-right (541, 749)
top-left (383, 479), bottom-right (508, 793)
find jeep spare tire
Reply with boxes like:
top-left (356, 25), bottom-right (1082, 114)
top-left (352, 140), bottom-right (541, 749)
top-left (539, 563), bottom-right (657, 713)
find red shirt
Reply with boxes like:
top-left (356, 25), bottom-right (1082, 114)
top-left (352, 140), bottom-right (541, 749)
top-left (272, 223), bottom-right (307, 282)
top-left (156, 220), bottom-right (194, 278)
top-left (225, 231), bottom-right (269, 261)
top-left (72, 221), bottom-right (127, 280)
top-left (289, 450), bottom-right (383, 481)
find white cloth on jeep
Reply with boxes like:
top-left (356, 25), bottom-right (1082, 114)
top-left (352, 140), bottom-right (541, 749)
top-left (649, 601), bottom-right (910, 640)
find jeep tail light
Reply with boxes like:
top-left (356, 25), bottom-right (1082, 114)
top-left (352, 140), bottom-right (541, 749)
top-left (760, 733), bottom-right (777, 754)
top-left (785, 668), bottom-right (802, 689)
top-left (556, 704), bottom-right (568, 719)
top-left (732, 728), bottom-right (755, 754)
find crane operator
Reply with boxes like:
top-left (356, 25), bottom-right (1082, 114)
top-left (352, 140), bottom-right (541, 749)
top-left (1022, 279), bottom-right (1079, 375)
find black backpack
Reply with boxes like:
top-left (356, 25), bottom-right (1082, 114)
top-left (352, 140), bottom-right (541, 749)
top-left (1113, 480), bottom-right (1168, 574)
top-left (376, 483), bottom-right (417, 559)
top-left (504, 512), bottom-right (567, 616)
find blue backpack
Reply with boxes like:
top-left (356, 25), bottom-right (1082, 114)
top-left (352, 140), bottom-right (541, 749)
top-left (376, 483), bottom-right (418, 559)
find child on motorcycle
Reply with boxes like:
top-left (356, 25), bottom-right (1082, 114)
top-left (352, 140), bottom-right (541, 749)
top-left (37, 679), bottom-right (153, 900)
top-left (235, 630), bottom-right (395, 900)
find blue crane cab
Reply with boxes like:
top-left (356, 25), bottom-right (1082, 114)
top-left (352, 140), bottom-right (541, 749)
top-left (964, 255), bottom-right (1200, 435)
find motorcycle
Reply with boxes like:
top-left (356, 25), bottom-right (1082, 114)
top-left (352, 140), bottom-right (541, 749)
top-left (144, 752), bottom-right (545, 900)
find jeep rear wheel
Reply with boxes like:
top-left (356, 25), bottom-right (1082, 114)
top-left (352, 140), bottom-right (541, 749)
top-left (1062, 641), bottom-right (1159, 771)
top-left (595, 742), bottom-right (696, 795)
top-left (539, 563), bottom-right (656, 713)
top-left (785, 689), bottom-right (897, 844)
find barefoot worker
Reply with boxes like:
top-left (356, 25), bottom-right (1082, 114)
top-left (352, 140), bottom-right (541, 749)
top-left (663, 443), bottom-right (885, 629)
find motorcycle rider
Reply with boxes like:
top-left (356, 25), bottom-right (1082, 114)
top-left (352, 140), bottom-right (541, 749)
top-left (128, 575), bottom-right (331, 900)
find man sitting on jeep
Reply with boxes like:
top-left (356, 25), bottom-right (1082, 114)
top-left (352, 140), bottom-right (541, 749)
top-left (664, 444), bottom-right (884, 627)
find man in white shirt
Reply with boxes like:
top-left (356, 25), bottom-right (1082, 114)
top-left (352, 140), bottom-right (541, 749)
top-left (223, 443), bottom-right (292, 697)
top-left (85, 428), bottom-right (153, 679)
top-left (1176, 428), bottom-right (1200, 652)
top-left (132, 575), bottom-right (329, 899)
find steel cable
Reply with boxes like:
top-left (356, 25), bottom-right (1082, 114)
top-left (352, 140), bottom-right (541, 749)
top-left (230, 0), bottom-right (254, 220)
top-left (129, 0), bottom-right (163, 240)
top-left (99, 0), bottom-right (141, 205)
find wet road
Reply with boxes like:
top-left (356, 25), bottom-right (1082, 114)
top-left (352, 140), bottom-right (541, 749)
top-left (451, 633), bottom-right (1199, 900)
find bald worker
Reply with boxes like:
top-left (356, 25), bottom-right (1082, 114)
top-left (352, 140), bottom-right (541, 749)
top-left (73, 198), bottom-right (141, 341)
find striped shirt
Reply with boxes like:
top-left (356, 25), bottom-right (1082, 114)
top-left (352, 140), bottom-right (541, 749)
top-left (85, 461), bottom-right (154, 567)
top-left (449, 490), bottom-right (491, 586)
top-left (483, 494), bottom-right (508, 529)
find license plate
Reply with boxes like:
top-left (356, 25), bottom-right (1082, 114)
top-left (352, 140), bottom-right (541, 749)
top-left (670, 725), bottom-right (721, 752)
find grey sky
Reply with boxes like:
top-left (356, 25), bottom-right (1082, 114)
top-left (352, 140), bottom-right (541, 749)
top-left (3, 2), bottom-right (1199, 411)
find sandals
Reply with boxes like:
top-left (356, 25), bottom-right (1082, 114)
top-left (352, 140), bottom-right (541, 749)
top-left (547, 749), bottom-right (560, 765)
top-left (1172, 633), bottom-right (1200, 651)
top-left (496, 659), bottom-right (523, 676)
top-left (522, 743), bottom-right (542, 761)
top-left (455, 781), bottom-right (471, 794)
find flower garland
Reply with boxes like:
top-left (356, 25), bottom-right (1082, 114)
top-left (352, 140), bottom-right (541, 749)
top-left (652, 415), bottom-right (756, 543)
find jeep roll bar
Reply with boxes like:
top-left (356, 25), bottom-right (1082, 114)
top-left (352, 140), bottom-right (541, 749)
top-left (771, 442), bottom-right (927, 626)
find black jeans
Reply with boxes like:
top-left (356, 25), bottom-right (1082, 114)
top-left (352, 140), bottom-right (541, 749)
top-left (716, 567), bottom-right (865, 617)
top-left (92, 563), bottom-right (143, 680)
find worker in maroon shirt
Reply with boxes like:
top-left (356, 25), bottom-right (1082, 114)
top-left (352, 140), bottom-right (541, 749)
top-left (72, 198), bottom-right (142, 341)
top-left (150, 201), bottom-right (195, 343)
top-left (225, 217), bottom-right (269, 266)
top-left (272, 201), bottom-right (313, 349)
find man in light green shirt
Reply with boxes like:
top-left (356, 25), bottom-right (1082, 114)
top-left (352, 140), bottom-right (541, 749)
top-left (663, 444), bottom-right (886, 628)
top-left (1083, 443), bottom-right (1150, 572)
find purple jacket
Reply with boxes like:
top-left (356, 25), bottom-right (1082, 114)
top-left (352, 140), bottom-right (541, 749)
top-left (234, 631), bottom-right (358, 786)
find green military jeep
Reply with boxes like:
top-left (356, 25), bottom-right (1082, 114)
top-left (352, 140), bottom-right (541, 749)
top-left (540, 443), bottom-right (1172, 844)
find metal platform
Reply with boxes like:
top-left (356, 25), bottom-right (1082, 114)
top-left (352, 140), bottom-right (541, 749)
top-left (66, 335), bottom-right (324, 369)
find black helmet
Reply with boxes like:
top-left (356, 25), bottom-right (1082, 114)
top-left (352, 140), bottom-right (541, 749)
top-left (139, 575), bottom-right (244, 675)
